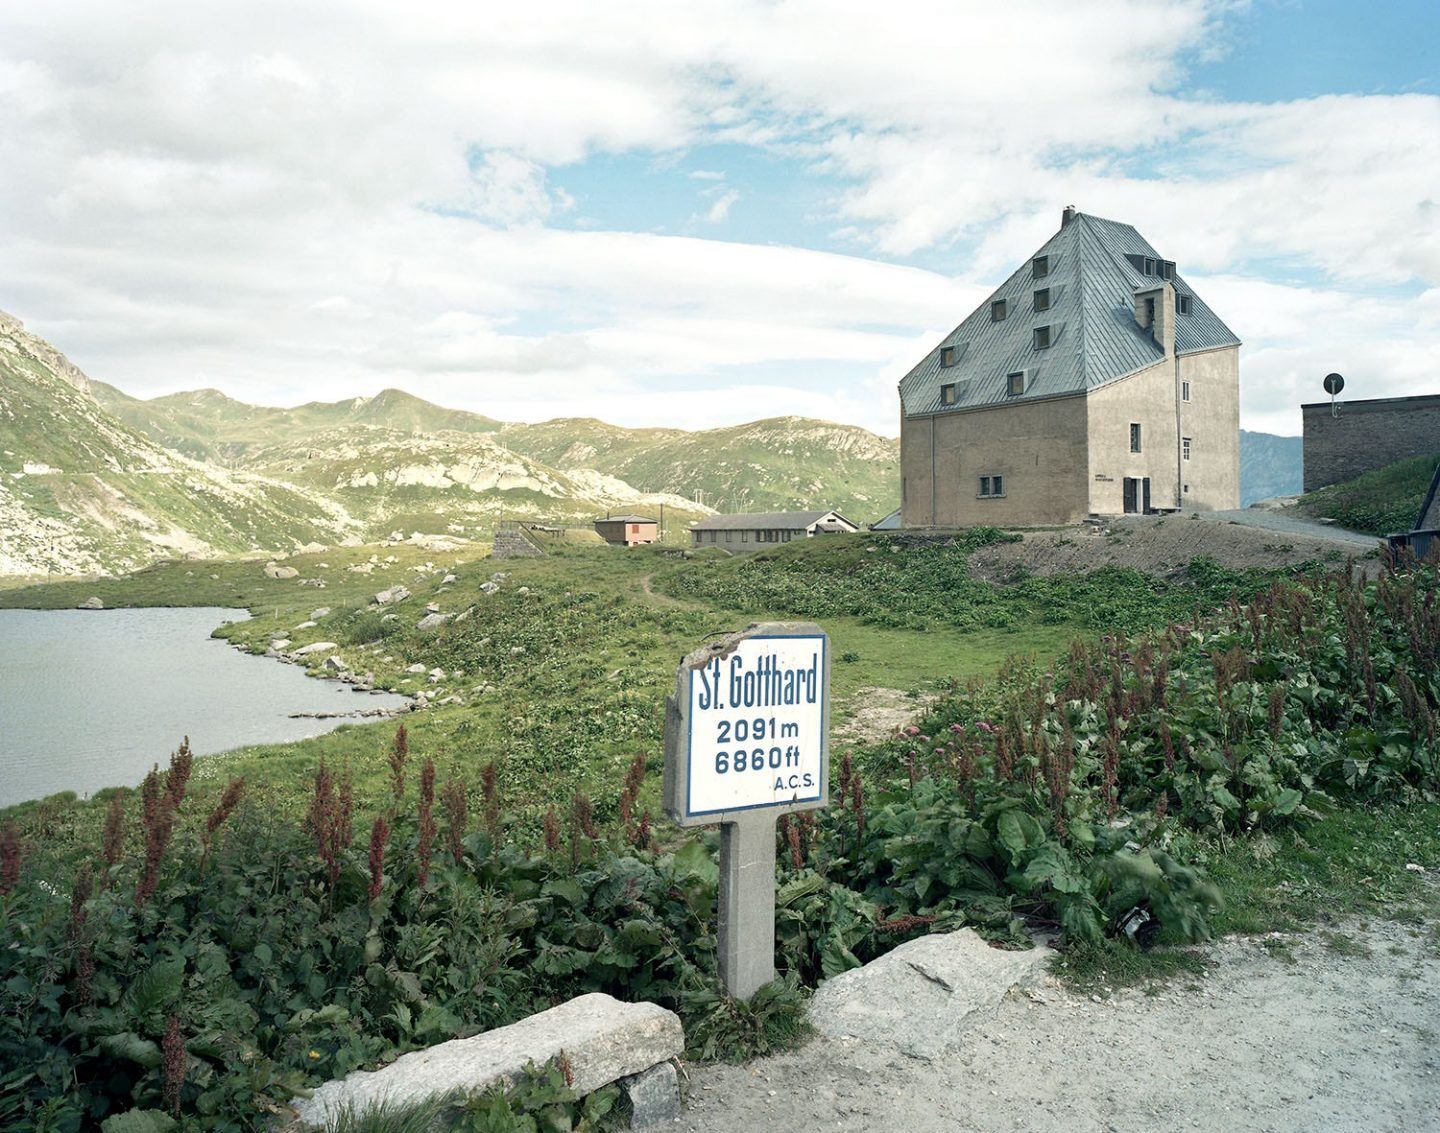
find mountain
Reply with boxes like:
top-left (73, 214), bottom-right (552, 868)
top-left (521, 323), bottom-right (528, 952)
top-left (1239, 430), bottom-right (1304, 506)
top-left (3, 315), bottom-right (902, 576)
top-left (0, 312), bottom-right (359, 576)
top-left (499, 416), bottom-right (899, 520)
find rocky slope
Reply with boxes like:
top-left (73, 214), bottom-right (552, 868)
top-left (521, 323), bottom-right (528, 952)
top-left (0, 312), bottom-right (359, 576)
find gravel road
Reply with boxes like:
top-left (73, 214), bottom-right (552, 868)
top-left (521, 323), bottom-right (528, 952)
top-left (1190, 508), bottom-right (1381, 549)
top-left (674, 915), bottom-right (1440, 1133)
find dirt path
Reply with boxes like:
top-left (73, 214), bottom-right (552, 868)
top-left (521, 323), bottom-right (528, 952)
top-left (640, 574), bottom-right (681, 606)
top-left (1193, 507), bottom-right (1380, 550)
top-left (675, 915), bottom-right (1440, 1133)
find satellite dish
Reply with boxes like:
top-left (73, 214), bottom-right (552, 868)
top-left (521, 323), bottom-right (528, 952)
top-left (1323, 372), bottom-right (1345, 396)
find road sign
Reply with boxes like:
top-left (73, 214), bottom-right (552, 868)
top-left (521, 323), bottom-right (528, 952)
top-left (663, 622), bottom-right (830, 999)
top-left (1323, 372), bottom-right (1345, 396)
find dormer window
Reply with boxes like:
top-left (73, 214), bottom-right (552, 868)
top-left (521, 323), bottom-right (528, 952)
top-left (940, 345), bottom-right (957, 367)
top-left (1033, 287), bottom-right (1051, 312)
top-left (1007, 370), bottom-right (1026, 396)
top-left (990, 299), bottom-right (1007, 322)
top-left (1176, 294), bottom-right (1193, 315)
top-left (1033, 325), bottom-right (1051, 349)
top-left (940, 383), bottom-right (957, 406)
top-left (1161, 260), bottom-right (1176, 281)
top-left (1032, 256), bottom-right (1049, 279)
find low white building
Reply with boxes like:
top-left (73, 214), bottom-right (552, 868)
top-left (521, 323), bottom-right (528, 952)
top-left (690, 509), bottom-right (858, 551)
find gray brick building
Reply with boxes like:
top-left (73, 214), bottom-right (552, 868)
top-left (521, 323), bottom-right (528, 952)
top-left (1302, 393), bottom-right (1440, 492)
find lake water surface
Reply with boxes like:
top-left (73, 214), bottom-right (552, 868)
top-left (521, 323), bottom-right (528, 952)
top-left (0, 607), bottom-right (408, 807)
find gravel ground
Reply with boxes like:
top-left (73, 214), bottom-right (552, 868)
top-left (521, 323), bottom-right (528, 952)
top-left (1192, 508), bottom-right (1381, 549)
top-left (969, 513), bottom-right (1379, 583)
top-left (674, 915), bottom-right (1440, 1133)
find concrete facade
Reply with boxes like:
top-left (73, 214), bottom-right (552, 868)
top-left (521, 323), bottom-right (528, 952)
top-left (1302, 394), bottom-right (1440, 492)
top-left (897, 210), bottom-right (1242, 527)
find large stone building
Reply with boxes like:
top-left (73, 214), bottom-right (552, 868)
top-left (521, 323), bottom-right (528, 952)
top-left (1301, 392), bottom-right (1440, 492)
top-left (899, 209), bottom-right (1241, 527)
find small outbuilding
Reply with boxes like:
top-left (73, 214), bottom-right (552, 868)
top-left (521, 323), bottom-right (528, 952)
top-left (593, 514), bottom-right (660, 547)
top-left (690, 509), bottom-right (859, 551)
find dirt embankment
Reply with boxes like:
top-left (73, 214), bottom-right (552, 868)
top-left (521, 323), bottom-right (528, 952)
top-left (969, 515), bottom-right (1377, 584)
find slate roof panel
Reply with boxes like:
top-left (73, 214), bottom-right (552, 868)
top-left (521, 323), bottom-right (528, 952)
top-left (898, 212), bottom-right (1240, 417)
top-left (691, 510), bottom-right (834, 531)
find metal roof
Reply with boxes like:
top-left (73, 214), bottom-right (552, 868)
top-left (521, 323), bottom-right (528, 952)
top-left (594, 514), bottom-right (658, 524)
top-left (898, 212), bottom-right (1241, 417)
top-left (691, 510), bottom-right (845, 531)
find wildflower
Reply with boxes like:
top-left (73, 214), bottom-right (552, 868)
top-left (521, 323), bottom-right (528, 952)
top-left (388, 723), bottom-right (409, 807)
top-left (162, 1015), bottom-right (185, 1117)
top-left (199, 778), bottom-right (245, 878)
top-left (305, 762), bottom-right (344, 892)
top-left (441, 775), bottom-right (468, 865)
top-left (904, 725), bottom-right (920, 737)
top-left (542, 807), bottom-right (561, 854)
top-left (367, 816), bottom-right (390, 902)
top-left (0, 820), bottom-right (22, 896)
top-left (481, 761), bottom-right (501, 841)
top-left (308, 1049), bottom-right (321, 1061)
top-left (100, 794), bottom-right (126, 874)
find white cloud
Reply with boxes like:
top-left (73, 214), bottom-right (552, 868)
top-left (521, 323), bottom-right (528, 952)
top-left (0, 0), bottom-right (1436, 439)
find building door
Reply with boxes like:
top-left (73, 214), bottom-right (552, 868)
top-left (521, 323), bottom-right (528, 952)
top-left (1123, 478), bottom-right (1138, 514)
top-left (1142, 478), bottom-right (1152, 513)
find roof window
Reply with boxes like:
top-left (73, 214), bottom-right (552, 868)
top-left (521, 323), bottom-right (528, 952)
top-left (1032, 255), bottom-right (1049, 279)
top-left (990, 299), bottom-right (1007, 322)
top-left (1033, 325), bottom-right (1051, 350)
top-left (1176, 294), bottom-right (1193, 315)
top-left (940, 383), bottom-right (957, 406)
top-left (1033, 287), bottom-right (1051, 312)
top-left (940, 345), bottom-right (957, 367)
top-left (1161, 260), bottom-right (1176, 280)
top-left (1006, 370), bottom-right (1026, 396)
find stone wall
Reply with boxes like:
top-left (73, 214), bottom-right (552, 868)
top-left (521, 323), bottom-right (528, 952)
top-left (1302, 394), bottom-right (1440, 492)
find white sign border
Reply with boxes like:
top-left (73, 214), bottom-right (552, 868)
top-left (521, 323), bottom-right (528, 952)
top-left (682, 630), bottom-right (828, 820)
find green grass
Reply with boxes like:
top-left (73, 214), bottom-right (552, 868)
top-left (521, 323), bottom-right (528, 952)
top-left (1054, 801), bottom-right (1440, 990)
top-left (0, 537), bottom-right (1088, 843)
top-left (1299, 452), bottom-right (1440, 536)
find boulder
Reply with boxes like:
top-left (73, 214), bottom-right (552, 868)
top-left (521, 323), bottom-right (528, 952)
top-left (373, 585), bottom-right (411, 605)
top-left (311, 607), bottom-right (331, 620)
top-left (425, 602), bottom-right (440, 613)
top-left (292, 641), bottom-right (339, 657)
top-left (416, 612), bottom-right (450, 630)
top-left (264, 562), bottom-right (299, 580)
top-left (77, 596), bottom-right (104, 610)
top-left (405, 663), bottom-right (428, 674)
top-left (442, 573), bottom-right (457, 584)
top-left (428, 667), bottom-right (445, 680)
top-left (348, 562), bottom-right (374, 574)
top-left (323, 656), bottom-right (349, 673)
top-left (622, 1061), bottom-right (681, 1129)
top-left (289, 994), bottom-right (681, 1128)
top-left (297, 542), bottom-right (328, 555)
top-left (808, 929), bottom-right (1051, 1060)
top-left (480, 581), bottom-right (500, 595)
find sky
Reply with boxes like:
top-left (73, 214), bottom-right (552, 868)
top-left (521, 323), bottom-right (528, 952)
top-left (1, 0), bottom-right (1437, 437)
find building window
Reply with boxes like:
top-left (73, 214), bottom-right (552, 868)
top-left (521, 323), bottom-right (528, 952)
top-left (940, 345), bottom-right (957, 367)
top-left (990, 299), bottom-right (1007, 322)
top-left (1033, 287), bottom-right (1051, 312)
top-left (1161, 260), bottom-right (1175, 281)
top-left (725, 531), bottom-right (733, 543)
top-left (1032, 255), bottom-right (1049, 279)
top-left (941, 383), bottom-right (957, 405)
top-left (1182, 380), bottom-right (1191, 402)
top-left (1176, 294), bottom-right (1193, 315)
top-left (1006, 370), bottom-right (1025, 396)
top-left (1182, 436), bottom-right (1192, 461)
top-left (1033, 325), bottom-right (1051, 349)
top-left (1129, 423), bottom-right (1142, 453)
top-left (1144, 257), bottom-right (1157, 275)
top-left (978, 474), bottom-right (1005, 498)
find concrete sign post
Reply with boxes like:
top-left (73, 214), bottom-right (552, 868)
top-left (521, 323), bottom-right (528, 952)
top-left (663, 622), bottom-right (829, 1000)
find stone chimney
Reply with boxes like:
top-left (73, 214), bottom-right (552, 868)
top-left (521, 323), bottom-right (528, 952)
top-left (1133, 283), bottom-right (1176, 356)
top-left (1061, 205), bottom-right (1077, 227)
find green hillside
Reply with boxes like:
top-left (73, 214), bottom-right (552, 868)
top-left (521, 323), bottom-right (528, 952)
top-left (1298, 452), bottom-right (1440, 536)
top-left (501, 415), bottom-right (900, 521)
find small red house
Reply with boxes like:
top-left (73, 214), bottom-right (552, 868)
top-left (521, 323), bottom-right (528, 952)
top-left (593, 514), bottom-right (660, 547)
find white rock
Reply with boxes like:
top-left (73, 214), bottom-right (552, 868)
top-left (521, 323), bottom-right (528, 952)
top-left (373, 585), bottom-right (411, 605)
top-left (264, 562), bottom-right (299, 580)
top-left (293, 620), bottom-right (317, 630)
top-left (406, 662), bottom-right (428, 674)
top-left (808, 929), bottom-right (1051, 1060)
top-left (270, 638), bottom-right (293, 651)
top-left (428, 667), bottom-right (445, 680)
top-left (425, 602), bottom-right (440, 613)
top-left (323, 656), bottom-right (349, 673)
top-left (292, 641), bottom-right (340, 657)
top-left (289, 994), bottom-right (682, 1128)
top-left (311, 607), bottom-right (331, 619)
top-left (77, 596), bottom-right (104, 610)
top-left (442, 573), bottom-right (457, 584)
top-left (416, 612), bottom-right (450, 630)
top-left (348, 562), bottom-right (374, 574)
